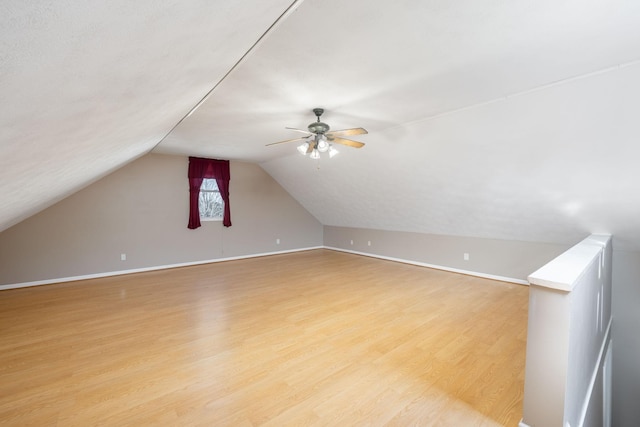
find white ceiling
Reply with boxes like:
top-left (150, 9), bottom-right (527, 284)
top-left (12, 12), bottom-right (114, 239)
top-left (3, 0), bottom-right (640, 249)
top-left (0, 0), bottom-right (295, 230)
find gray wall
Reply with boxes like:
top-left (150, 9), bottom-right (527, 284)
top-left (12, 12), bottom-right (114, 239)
top-left (0, 154), bottom-right (322, 286)
top-left (324, 226), bottom-right (569, 282)
top-left (612, 250), bottom-right (640, 427)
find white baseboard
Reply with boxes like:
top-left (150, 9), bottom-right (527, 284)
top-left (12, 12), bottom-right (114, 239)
top-left (0, 246), bottom-right (323, 291)
top-left (324, 246), bottom-right (529, 285)
top-left (0, 245), bottom-right (527, 291)
top-left (518, 421), bottom-right (531, 427)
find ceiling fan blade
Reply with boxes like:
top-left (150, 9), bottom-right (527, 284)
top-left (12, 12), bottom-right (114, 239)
top-left (285, 127), bottom-right (312, 135)
top-left (307, 140), bottom-right (315, 154)
top-left (326, 127), bottom-right (368, 138)
top-left (330, 137), bottom-right (365, 148)
top-left (265, 137), bottom-right (308, 146)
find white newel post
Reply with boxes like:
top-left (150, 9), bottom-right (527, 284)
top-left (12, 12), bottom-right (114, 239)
top-left (520, 235), bottom-right (612, 427)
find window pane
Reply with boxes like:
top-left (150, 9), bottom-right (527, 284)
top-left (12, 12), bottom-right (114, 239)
top-left (199, 179), bottom-right (223, 219)
top-left (200, 178), bottom-right (219, 191)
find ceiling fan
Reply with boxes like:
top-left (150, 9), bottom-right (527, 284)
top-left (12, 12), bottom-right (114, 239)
top-left (266, 108), bottom-right (367, 159)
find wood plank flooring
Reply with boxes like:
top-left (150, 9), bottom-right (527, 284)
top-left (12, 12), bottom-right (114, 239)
top-left (0, 249), bottom-right (529, 426)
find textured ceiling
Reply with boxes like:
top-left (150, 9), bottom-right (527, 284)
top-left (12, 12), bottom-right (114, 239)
top-left (3, 0), bottom-right (640, 249)
top-left (0, 0), bottom-right (296, 231)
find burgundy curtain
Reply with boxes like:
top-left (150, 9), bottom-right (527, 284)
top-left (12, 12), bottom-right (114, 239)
top-left (188, 157), bottom-right (231, 229)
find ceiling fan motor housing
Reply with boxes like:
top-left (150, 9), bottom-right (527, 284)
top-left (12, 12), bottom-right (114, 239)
top-left (308, 107), bottom-right (330, 134)
top-left (308, 121), bottom-right (330, 134)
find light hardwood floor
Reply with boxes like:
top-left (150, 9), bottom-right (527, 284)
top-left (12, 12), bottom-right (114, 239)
top-left (0, 249), bottom-right (529, 426)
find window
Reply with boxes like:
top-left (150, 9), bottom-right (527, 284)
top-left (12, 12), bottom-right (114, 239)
top-left (198, 178), bottom-right (224, 220)
top-left (188, 156), bottom-right (231, 229)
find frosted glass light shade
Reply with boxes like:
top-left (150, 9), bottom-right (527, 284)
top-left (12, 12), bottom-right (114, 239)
top-left (310, 149), bottom-right (320, 160)
top-left (329, 146), bottom-right (339, 158)
top-left (317, 135), bottom-right (329, 152)
top-left (297, 142), bottom-right (309, 155)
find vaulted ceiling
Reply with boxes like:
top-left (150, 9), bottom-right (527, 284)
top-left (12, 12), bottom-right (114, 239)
top-left (2, 0), bottom-right (640, 249)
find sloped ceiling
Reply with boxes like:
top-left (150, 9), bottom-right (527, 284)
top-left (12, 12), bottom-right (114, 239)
top-left (0, 0), bottom-right (296, 231)
top-left (3, 0), bottom-right (640, 250)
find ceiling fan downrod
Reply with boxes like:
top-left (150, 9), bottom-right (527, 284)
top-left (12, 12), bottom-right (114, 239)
top-left (309, 108), bottom-right (329, 134)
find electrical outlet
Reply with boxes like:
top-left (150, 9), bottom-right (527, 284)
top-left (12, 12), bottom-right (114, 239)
top-left (350, 240), bottom-right (354, 245)
top-left (276, 238), bottom-right (280, 245)
top-left (463, 253), bottom-right (469, 261)
top-left (121, 253), bottom-right (126, 261)
top-left (367, 240), bottom-right (371, 246)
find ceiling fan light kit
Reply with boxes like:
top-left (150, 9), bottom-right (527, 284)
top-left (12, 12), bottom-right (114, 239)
top-left (296, 142), bottom-right (309, 155)
top-left (267, 108), bottom-right (367, 160)
top-left (316, 135), bottom-right (329, 152)
top-left (309, 148), bottom-right (321, 160)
